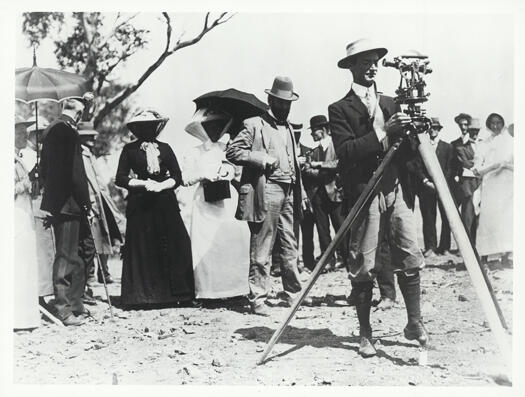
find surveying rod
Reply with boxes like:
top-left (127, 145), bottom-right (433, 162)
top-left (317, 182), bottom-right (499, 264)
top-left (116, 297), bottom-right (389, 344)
top-left (417, 133), bottom-right (512, 372)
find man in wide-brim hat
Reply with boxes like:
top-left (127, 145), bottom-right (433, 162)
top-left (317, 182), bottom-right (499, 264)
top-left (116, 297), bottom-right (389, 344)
top-left (226, 76), bottom-right (309, 316)
top-left (328, 38), bottom-right (428, 358)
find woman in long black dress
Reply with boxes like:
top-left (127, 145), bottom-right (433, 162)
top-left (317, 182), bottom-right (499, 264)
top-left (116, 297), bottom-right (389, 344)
top-left (116, 110), bottom-right (194, 307)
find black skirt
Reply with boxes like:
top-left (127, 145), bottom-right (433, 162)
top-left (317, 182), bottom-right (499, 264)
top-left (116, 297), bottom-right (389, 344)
top-left (120, 190), bottom-right (194, 306)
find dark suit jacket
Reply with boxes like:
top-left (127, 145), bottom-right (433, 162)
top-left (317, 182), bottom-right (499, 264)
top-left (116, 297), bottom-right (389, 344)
top-left (453, 139), bottom-right (480, 200)
top-left (407, 140), bottom-right (454, 191)
top-left (40, 116), bottom-right (91, 216)
top-left (301, 142), bottom-right (342, 202)
top-left (328, 89), bottom-right (416, 209)
top-left (226, 112), bottom-right (305, 223)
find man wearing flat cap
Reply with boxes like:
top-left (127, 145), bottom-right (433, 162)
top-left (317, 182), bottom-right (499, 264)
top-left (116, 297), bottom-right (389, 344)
top-left (407, 118), bottom-right (453, 257)
top-left (328, 38), bottom-right (428, 357)
top-left (227, 76), bottom-right (309, 316)
top-left (40, 98), bottom-right (92, 326)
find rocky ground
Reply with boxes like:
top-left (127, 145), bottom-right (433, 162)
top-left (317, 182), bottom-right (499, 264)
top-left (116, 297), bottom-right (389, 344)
top-left (13, 251), bottom-right (513, 386)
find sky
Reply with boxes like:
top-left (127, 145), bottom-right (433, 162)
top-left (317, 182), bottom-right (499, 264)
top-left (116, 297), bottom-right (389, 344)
top-left (14, 9), bottom-right (515, 159)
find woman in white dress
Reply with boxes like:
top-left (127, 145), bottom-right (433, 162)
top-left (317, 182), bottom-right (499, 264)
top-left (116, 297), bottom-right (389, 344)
top-left (472, 113), bottom-right (513, 264)
top-left (14, 116), bottom-right (40, 330)
top-left (182, 107), bottom-right (250, 299)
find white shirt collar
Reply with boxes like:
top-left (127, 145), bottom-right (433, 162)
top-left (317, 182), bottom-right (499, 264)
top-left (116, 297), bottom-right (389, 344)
top-left (352, 82), bottom-right (376, 99)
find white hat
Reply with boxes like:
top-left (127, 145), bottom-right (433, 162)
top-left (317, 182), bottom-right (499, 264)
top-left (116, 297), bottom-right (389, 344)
top-left (337, 38), bottom-right (388, 69)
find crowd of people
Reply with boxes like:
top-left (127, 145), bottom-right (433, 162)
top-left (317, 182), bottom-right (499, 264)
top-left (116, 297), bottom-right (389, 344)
top-left (14, 38), bottom-right (513, 359)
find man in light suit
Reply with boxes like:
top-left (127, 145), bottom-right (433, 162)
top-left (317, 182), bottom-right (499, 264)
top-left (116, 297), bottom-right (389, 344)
top-left (78, 122), bottom-right (123, 303)
top-left (226, 76), bottom-right (309, 316)
top-left (328, 39), bottom-right (428, 357)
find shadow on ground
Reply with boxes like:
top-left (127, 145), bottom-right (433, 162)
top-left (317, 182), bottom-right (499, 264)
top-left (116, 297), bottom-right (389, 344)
top-left (235, 325), bottom-right (418, 367)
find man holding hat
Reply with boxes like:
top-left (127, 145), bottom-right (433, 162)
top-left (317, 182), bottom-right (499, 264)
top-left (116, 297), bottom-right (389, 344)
top-left (40, 98), bottom-right (92, 326)
top-left (302, 114), bottom-right (346, 270)
top-left (453, 118), bottom-right (481, 244)
top-left (226, 76), bottom-right (309, 315)
top-left (407, 117), bottom-right (454, 256)
top-left (328, 38), bottom-right (427, 357)
top-left (78, 121), bottom-right (123, 302)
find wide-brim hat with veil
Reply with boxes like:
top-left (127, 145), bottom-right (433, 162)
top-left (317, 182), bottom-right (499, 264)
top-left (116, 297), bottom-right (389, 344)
top-left (185, 108), bottom-right (234, 144)
top-left (126, 109), bottom-right (169, 141)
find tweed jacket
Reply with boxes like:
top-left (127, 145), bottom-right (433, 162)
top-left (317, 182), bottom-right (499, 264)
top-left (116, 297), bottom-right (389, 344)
top-left (226, 112), bottom-right (306, 222)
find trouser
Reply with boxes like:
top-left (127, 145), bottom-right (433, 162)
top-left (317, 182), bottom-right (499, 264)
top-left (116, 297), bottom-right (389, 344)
top-left (87, 253), bottom-right (111, 281)
top-left (311, 187), bottom-right (347, 264)
top-left (300, 209), bottom-right (316, 270)
top-left (348, 234), bottom-right (396, 300)
top-left (419, 190), bottom-right (451, 252)
top-left (51, 215), bottom-right (90, 320)
top-left (376, 239), bottom-right (396, 300)
top-left (348, 180), bottom-right (424, 337)
top-left (460, 194), bottom-right (478, 246)
top-left (248, 182), bottom-right (302, 306)
top-left (347, 184), bottom-right (424, 282)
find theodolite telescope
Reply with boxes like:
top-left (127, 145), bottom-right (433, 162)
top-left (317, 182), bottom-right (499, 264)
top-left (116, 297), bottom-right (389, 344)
top-left (383, 52), bottom-right (432, 134)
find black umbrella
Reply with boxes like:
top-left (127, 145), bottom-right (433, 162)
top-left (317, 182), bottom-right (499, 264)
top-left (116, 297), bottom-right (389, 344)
top-left (193, 88), bottom-right (268, 120)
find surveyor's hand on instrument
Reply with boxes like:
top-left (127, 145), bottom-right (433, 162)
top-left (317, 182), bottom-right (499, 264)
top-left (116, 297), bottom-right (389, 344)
top-left (385, 112), bottom-right (411, 136)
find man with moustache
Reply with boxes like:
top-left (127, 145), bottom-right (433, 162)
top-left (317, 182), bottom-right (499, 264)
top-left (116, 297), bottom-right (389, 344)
top-left (226, 76), bottom-right (309, 316)
top-left (328, 39), bottom-right (428, 357)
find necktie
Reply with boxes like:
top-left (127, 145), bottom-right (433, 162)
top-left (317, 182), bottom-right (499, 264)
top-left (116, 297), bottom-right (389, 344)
top-left (365, 89), bottom-right (374, 116)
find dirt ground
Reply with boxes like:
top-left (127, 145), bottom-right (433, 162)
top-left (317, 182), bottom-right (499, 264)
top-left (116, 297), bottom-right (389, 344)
top-left (13, 250), bottom-right (513, 386)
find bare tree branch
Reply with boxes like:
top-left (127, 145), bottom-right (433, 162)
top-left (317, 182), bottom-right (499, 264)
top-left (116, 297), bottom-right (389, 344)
top-left (94, 12), bottom-right (234, 127)
top-left (162, 12), bottom-right (172, 52)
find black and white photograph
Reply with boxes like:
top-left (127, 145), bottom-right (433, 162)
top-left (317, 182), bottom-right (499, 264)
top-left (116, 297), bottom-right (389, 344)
top-left (2, 0), bottom-right (524, 393)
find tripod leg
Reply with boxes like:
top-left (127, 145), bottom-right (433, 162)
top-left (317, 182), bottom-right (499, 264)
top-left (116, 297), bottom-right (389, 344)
top-left (417, 133), bottom-right (511, 372)
top-left (257, 138), bottom-right (405, 365)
